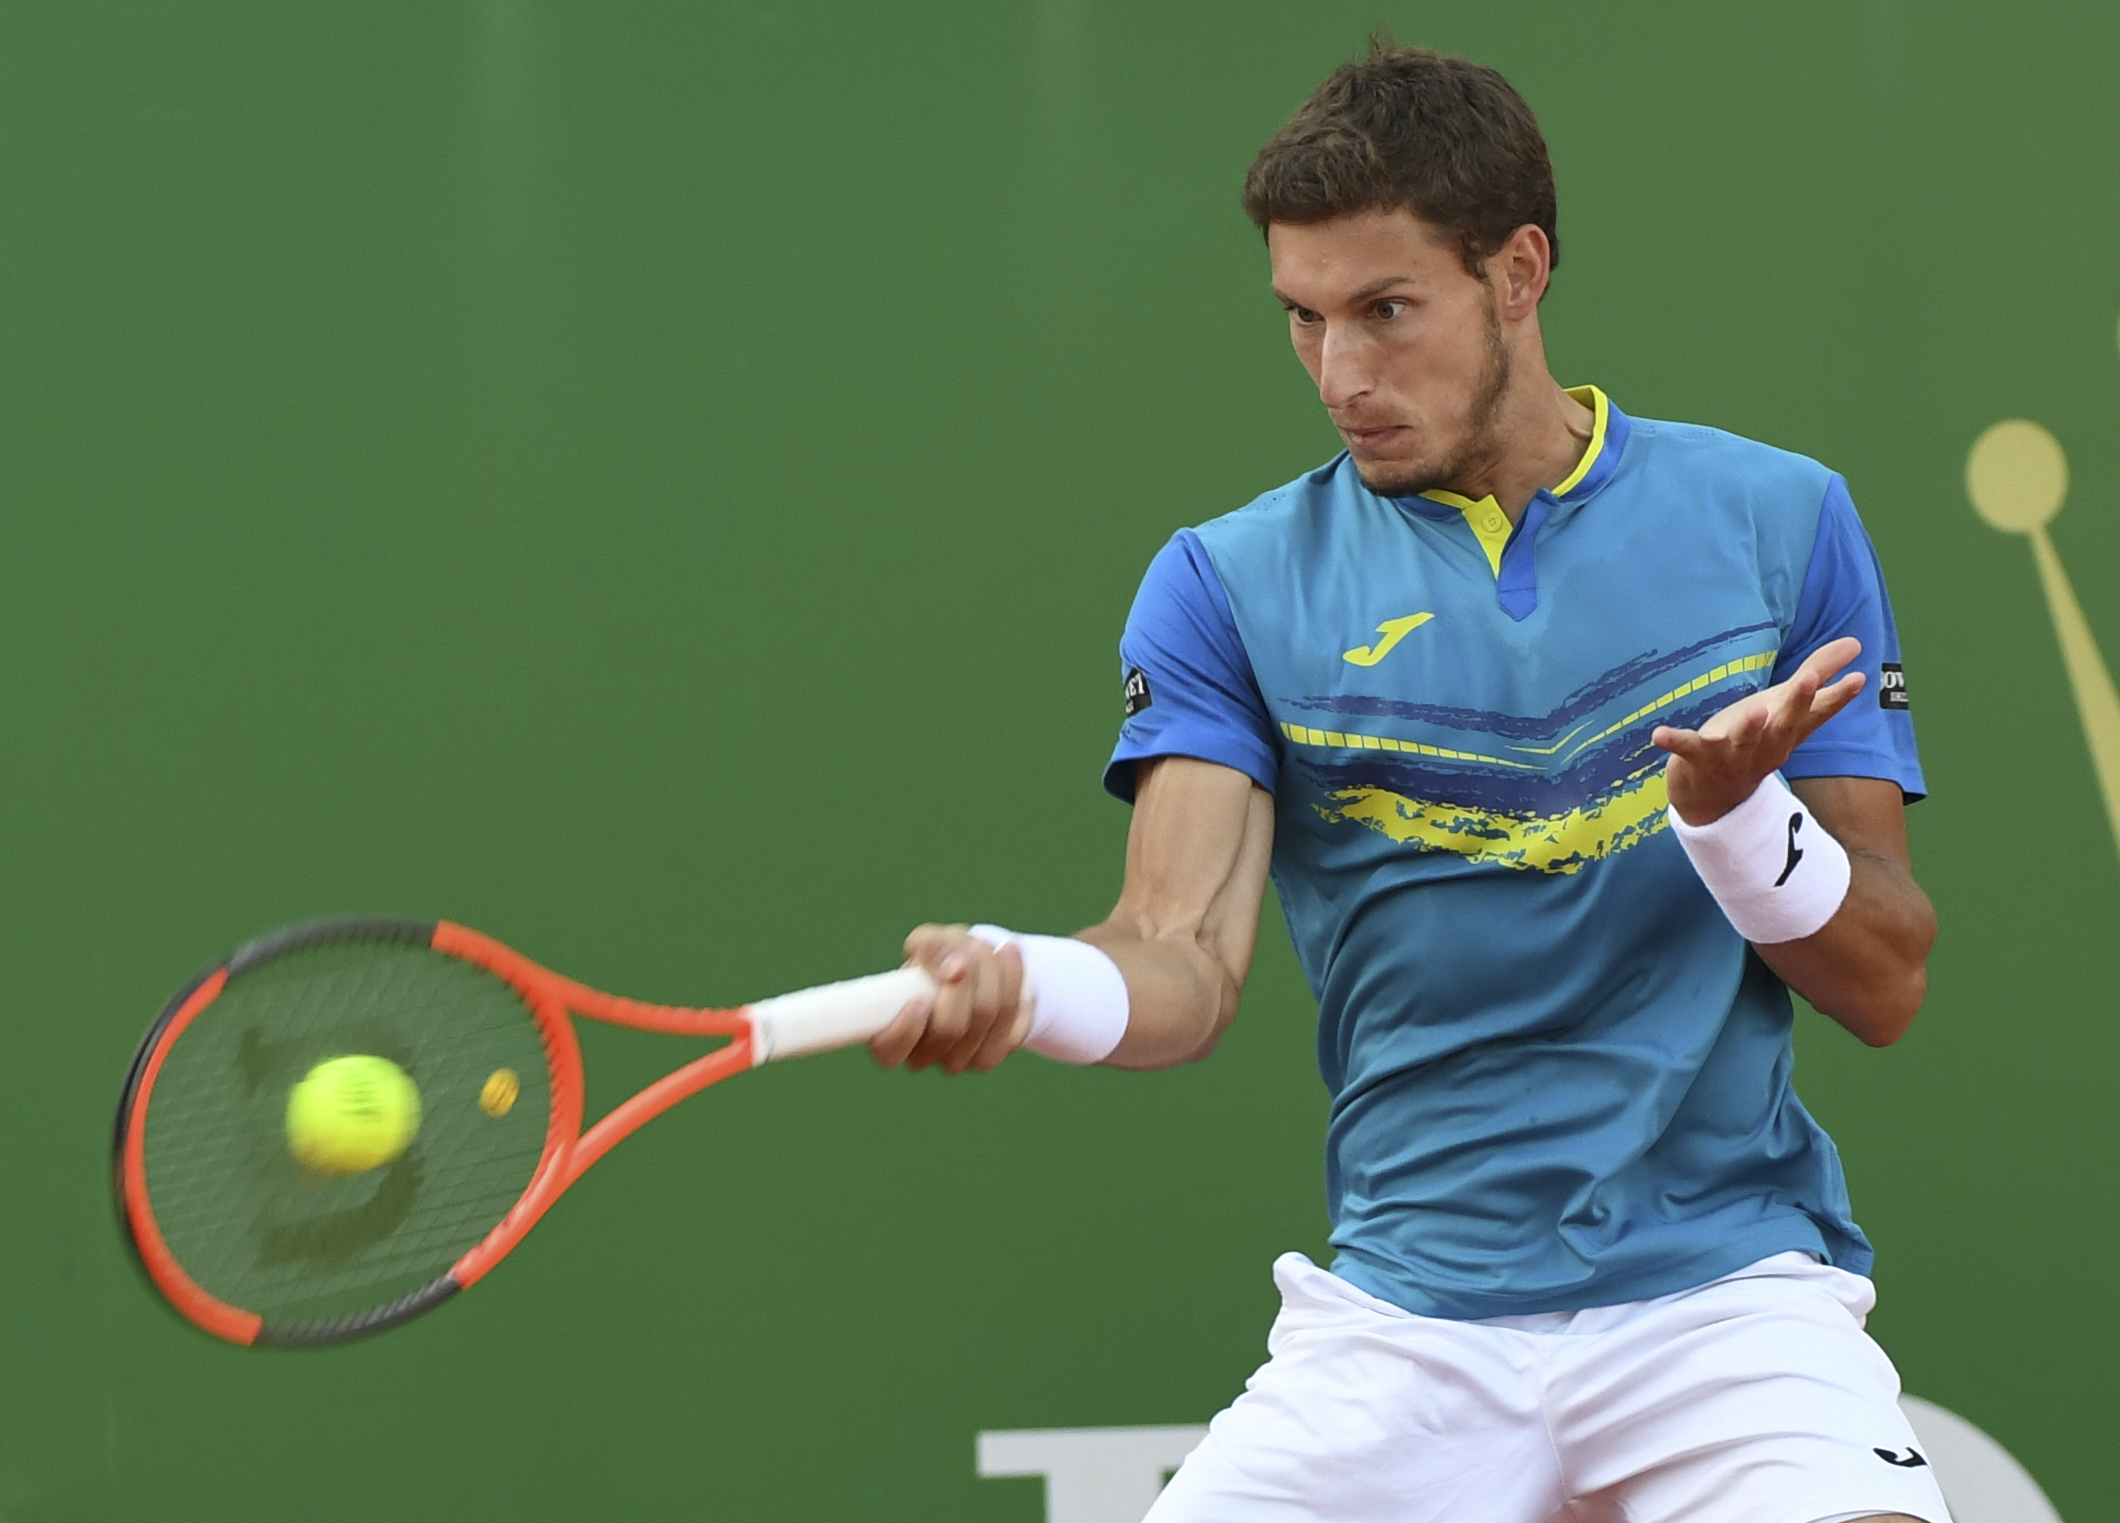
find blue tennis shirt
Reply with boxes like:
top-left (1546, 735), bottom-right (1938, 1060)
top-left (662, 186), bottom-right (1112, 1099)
top-left (1105, 389), bottom-right (1923, 1320)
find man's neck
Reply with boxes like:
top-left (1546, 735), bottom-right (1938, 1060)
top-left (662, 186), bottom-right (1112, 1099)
top-left (1438, 377), bottom-right (1597, 523)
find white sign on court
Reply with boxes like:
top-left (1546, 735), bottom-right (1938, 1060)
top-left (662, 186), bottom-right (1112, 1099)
top-left (977, 1426), bottom-right (1208, 1523)
top-left (978, 1397), bottom-right (2059, 1523)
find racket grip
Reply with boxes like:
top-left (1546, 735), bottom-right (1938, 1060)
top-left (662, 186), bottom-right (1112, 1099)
top-left (745, 967), bottom-right (939, 1065)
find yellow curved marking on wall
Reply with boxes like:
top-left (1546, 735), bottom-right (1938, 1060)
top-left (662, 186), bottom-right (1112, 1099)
top-left (1279, 721), bottom-right (1541, 771)
top-left (1317, 763), bottom-right (1670, 874)
top-left (1967, 419), bottom-right (2120, 859)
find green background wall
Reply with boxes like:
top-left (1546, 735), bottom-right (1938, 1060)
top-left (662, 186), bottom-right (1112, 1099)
top-left (1, 1), bottom-right (2111, 1517)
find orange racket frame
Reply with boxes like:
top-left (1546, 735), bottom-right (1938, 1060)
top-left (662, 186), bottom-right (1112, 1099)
top-left (114, 916), bottom-right (930, 1347)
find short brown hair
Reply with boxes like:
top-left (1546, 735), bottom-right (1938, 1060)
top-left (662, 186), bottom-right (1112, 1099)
top-left (1241, 40), bottom-right (1558, 280)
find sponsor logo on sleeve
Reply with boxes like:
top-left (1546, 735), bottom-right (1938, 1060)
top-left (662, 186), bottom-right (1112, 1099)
top-left (1123, 667), bottom-right (1153, 718)
top-left (1880, 662), bottom-right (1908, 709)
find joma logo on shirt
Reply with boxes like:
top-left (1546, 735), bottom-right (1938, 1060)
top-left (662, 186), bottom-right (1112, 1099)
top-left (1343, 613), bottom-right (1435, 667)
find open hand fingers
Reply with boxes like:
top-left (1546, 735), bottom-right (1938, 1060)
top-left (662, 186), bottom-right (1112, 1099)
top-left (1674, 638), bottom-right (1865, 751)
top-left (1651, 723), bottom-right (1705, 760)
top-left (1658, 638), bottom-right (1869, 824)
top-left (1653, 688), bottom-right (1772, 761)
top-left (1794, 635), bottom-right (1862, 689)
top-left (1678, 688), bottom-right (1774, 747)
top-left (1805, 668), bottom-right (1867, 726)
top-left (1738, 639), bottom-right (1863, 754)
top-left (1756, 667), bottom-right (1824, 753)
top-left (1762, 643), bottom-right (1868, 750)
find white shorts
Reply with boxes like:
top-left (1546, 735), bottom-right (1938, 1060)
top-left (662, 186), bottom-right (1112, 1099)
top-left (1147, 1252), bottom-right (1953, 1523)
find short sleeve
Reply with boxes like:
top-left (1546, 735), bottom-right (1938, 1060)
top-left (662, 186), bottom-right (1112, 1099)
top-left (1102, 529), bottom-right (1279, 802)
top-left (1776, 476), bottom-right (1926, 800)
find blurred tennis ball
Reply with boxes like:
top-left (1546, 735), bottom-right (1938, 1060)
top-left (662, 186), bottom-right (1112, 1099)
top-left (286, 1055), bottom-right (421, 1174)
top-left (479, 1067), bottom-right (520, 1118)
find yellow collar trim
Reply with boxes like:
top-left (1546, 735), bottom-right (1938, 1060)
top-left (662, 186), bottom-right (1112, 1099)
top-left (1415, 488), bottom-right (1511, 577)
top-left (1413, 385), bottom-right (1610, 580)
top-left (1551, 385), bottom-right (1609, 497)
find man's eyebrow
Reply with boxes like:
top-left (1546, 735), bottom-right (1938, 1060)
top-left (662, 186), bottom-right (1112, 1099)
top-left (1271, 275), bottom-right (1421, 308)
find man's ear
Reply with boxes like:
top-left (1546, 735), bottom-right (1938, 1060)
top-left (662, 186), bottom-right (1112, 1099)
top-left (1495, 224), bottom-right (1552, 319)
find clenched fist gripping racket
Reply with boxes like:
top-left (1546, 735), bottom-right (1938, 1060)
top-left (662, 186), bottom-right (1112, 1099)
top-left (114, 917), bottom-right (934, 1347)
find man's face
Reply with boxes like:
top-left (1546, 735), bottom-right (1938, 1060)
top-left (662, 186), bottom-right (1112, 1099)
top-left (1269, 207), bottom-right (1509, 497)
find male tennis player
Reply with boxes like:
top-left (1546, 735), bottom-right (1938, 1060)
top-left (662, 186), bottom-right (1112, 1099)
top-left (875, 42), bottom-right (1945, 1523)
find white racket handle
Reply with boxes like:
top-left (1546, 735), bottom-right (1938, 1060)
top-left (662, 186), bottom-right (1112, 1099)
top-left (745, 967), bottom-right (940, 1065)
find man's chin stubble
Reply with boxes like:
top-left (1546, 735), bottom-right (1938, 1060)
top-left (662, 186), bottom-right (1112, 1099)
top-left (1350, 455), bottom-right (1455, 499)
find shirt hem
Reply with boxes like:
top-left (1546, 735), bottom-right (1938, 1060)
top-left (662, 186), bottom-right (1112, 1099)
top-left (1773, 1501), bottom-right (1946, 1523)
top-left (1779, 746), bottom-right (1927, 802)
top-left (1328, 1219), bottom-right (1843, 1321)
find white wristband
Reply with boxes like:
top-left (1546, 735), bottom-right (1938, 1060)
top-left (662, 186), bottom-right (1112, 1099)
top-left (968, 925), bottom-right (1129, 1064)
top-left (1666, 774), bottom-right (1851, 945)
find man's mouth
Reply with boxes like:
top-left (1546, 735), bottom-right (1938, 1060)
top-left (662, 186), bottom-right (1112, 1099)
top-left (1338, 422), bottom-right (1407, 451)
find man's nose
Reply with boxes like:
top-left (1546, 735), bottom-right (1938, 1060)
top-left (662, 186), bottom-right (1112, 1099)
top-left (1316, 325), bottom-right (1372, 410)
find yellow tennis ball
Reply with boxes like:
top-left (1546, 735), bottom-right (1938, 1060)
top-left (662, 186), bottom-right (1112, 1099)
top-left (286, 1055), bottom-right (422, 1174)
top-left (479, 1067), bottom-right (520, 1118)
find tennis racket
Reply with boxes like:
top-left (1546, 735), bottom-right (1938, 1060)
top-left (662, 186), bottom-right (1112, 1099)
top-left (114, 916), bottom-right (940, 1347)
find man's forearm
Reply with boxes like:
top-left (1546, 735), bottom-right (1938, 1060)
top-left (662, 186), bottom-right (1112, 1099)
top-left (1075, 920), bottom-right (1244, 1069)
top-left (1073, 760), bottom-right (1276, 1070)
top-left (873, 760), bottom-right (1274, 1077)
top-left (1754, 847), bottom-right (1935, 1046)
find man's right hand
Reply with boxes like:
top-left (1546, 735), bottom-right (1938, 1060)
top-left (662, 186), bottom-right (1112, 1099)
top-left (868, 925), bottom-right (1031, 1075)
top-left (871, 756), bottom-right (1277, 1078)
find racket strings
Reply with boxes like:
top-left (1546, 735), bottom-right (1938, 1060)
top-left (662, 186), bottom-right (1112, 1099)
top-left (142, 942), bottom-right (553, 1326)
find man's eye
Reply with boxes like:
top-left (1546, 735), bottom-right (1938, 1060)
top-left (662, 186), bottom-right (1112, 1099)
top-left (1288, 306), bottom-right (1321, 325)
top-left (1373, 299), bottom-right (1405, 320)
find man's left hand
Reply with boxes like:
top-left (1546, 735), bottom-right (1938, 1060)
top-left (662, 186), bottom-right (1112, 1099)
top-left (1653, 637), bottom-right (1867, 825)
